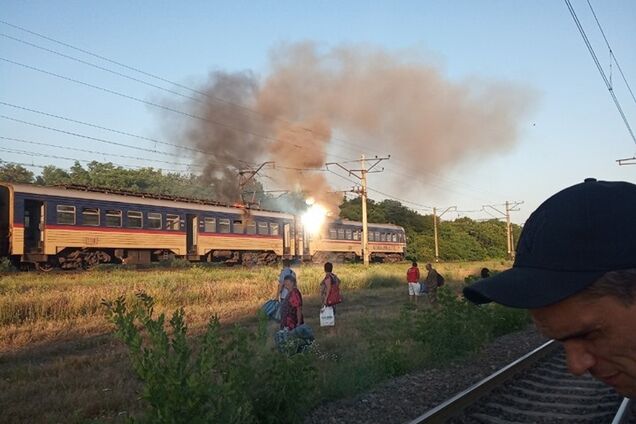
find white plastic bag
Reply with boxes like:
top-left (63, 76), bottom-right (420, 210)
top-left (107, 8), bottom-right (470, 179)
top-left (320, 306), bottom-right (335, 327)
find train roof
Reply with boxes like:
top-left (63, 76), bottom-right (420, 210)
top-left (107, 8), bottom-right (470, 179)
top-left (336, 219), bottom-right (405, 231)
top-left (1, 183), bottom-right (295, 219)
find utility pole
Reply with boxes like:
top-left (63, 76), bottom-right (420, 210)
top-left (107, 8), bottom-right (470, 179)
top-left (237, 161), bottom-right (274, 205)
top-left (483, 201), bottom-right (523, 259)
top-left (326, 154), bottom-right (390, 266)
top-left (433, 206), bottom-right (456, 262)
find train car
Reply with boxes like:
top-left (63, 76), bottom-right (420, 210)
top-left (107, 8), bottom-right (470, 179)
top-left (0, 182), bottom-right (406, 270)
top-left (308, 219), bottom-right (406, 263)
top-left (0, 183), bottom-right (296, 270)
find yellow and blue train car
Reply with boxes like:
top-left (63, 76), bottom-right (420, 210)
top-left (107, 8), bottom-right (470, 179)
top-left (0, 183), bottom-right (406, 270)
top-left (0, 183), bottom-right (295, 270)
top-left (308, 219), bottom-right (406, 263)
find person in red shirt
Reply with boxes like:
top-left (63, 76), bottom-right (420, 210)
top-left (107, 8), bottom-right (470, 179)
top-left (406, 261), bottom-right (421, 303)
top-left (280, 275), bottom-right (304, 330)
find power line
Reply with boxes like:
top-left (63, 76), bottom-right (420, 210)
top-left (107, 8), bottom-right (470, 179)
top-left (0, 22), bottom-right (515, 204)
top-left (0, 114), bottom-right (196, 158)
top-left (0, 136), bottom-right (204, 168)
top-left (0, 100), bottom-right (250, 161)
top-left (0, 20), bottom-right (375, 156)
top-left (564, 0), bottom-right (636, 144)
top-left (586, 0), bottom-right (636, 106)
top-left (0, 56), bottom-right (357, 162)
top-left (0, 146), bottom-right (193, 174)
top-left (0, 20), bottom-right (522, 207)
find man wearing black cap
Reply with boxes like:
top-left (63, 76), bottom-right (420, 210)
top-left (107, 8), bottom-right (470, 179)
top-left (464, 178), bottom-right (636, 398)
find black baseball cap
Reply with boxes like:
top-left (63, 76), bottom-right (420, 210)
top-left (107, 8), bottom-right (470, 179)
top-left (463, 178), bottom-right (636, 308)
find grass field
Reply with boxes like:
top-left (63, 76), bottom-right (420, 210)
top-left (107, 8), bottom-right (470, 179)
top-left (0, 260), bottom-right (517, 423)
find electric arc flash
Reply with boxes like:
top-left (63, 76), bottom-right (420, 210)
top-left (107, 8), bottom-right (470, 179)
top-left (301, 203), bottom-right (327, 235)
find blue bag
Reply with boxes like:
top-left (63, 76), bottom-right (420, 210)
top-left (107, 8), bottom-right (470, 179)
top-left (262, 299), bottom-right (280, 322)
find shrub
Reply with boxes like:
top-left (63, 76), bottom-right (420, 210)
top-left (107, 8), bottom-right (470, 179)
top-left (102, 292), bottom-right (317, 423)
top-left (411, 287), bottom-right (490, 362)
top-left (0, 257), bottom-right (17, 273)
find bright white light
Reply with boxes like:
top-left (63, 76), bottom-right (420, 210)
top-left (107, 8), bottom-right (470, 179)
top-left (302, 203), bottom-right (327, 235)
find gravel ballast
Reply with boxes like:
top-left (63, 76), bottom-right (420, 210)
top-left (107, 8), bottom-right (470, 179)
top-left (304, 326), bottom-right (548, 424)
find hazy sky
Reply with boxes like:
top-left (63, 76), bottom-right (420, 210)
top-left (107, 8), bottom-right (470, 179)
top-left (2, 0), bottom-right (635, 223)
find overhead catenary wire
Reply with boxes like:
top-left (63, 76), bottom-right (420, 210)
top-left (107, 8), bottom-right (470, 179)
top-left (0, 146), bottom-right (194, 174)
top-left (0, 136), bottom-right (205, 168)
top-left (0, 100), bottom-right (253, 162)
top-left (0, 20), bottom-right (374, 156)
top-left (0, 21), bottom-right (519, 204)
top-left (564, 0), bottom-right (636, 144)
top-left (586, 0), bottom-right (636, 106)
top-left (0, 20), bottom-right (521, 209)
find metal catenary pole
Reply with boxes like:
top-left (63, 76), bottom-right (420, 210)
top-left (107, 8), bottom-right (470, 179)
top-left (326, 155), bottom-right (390, 266)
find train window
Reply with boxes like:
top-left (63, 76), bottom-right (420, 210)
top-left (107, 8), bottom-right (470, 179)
top-left (246, 221), bottom-right (256, 235)
top-left (204, 217), bottom-right (216, 232)
top-left (233, 220), bottom-right (243, 234)
top-left (345, 229), bottom-right (352, 240)
top-left (57, 205), bottom-right (76, 225)
top-left (258, 221), bottom-right (268, 235)
top-left (391, 233), bottom-right (397, 242)
top-left (219, 218), bottom-right (230, 233)
top-left (270, 223), bottom-right (279, 236)
top-left (367, 231), bottom-right (373, 242)
top-left (127, 211), bottom-right (143, 228)
top-left (329, 228), bottom-right (337, 239)
top-left (105, 210), bottom-right (122, 227)
top-left (167, 214), bottom-right (180, 231)
top-left (337, 228), bottom-right (345, 239)
top-left (82, 207), bottom-right (100, 226)
top-left (353, 230), bottom-right (360, 240)
top-left (148, 213), bottom-right (162, 229)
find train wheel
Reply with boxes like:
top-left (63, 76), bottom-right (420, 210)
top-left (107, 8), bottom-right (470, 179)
top-left (36, 262), bottom-right (54, 272)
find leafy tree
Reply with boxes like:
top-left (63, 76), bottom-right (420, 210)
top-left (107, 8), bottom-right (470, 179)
top-left (0, 163), bottom-right (34, 183)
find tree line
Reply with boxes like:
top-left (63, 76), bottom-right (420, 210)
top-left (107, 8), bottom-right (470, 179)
top-left (1, 161), bottom-right (521, 261)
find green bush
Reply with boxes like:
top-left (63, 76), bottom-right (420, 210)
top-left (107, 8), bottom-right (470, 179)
top-left (0, 257), bottom-right (17, 273)
top-left (408, 287), bottom-right (530, 363)
top-left (102, 292), bottom-right (316, 423)
top-left (411, 287), bottom-right (489, 362)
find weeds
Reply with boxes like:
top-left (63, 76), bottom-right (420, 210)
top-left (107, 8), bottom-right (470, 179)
top-left (0, 257), bottom-right (16, 273)
top-left (102, 292), bottom-right (317, 424)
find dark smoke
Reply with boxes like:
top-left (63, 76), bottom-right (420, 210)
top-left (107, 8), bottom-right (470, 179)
top-left (166, 42), bottom-right (535, 212)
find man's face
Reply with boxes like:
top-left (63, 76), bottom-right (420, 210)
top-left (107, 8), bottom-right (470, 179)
top-left (531, 294), bottom-right (636, 397)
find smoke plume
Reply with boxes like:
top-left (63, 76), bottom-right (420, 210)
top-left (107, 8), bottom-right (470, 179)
top-left (166, 42), bottom-right (534, 213)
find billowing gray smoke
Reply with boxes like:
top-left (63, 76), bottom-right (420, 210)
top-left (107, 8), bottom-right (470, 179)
top-left (167, 42), bottom-right (535, 213)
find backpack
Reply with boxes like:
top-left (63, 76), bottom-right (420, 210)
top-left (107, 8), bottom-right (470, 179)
top-left (325, 273), bottom-right (343, 306)
top-left (436, 273), bottom-right (445, 287)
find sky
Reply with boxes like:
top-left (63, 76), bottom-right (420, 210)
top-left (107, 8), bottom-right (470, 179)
top-left (1, 0), bottom-right (636, 224)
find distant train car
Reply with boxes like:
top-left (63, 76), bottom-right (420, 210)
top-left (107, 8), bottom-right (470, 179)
top-left (308, 219), bottom-right (406, 263)
top-left (0, 183), bottom-right (406, 270)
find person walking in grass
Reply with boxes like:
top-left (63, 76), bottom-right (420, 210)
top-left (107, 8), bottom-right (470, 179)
top-left (280, 275), bottom-right (303, 331)
top-left (320, 262), bottom-right (341, 316)
top-left (406, 261), bottom-right (421, 303)
top-left (424, 263), bottom-right (439, 305)
top-left (277, 258), bottom-right (295, 301)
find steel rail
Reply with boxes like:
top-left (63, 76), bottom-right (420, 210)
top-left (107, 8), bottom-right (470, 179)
top-left (611, 398), bottom-right (633, 424)
top-left (405, 340), bottom-right (558, 424)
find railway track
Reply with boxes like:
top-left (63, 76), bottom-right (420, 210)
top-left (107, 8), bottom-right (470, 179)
top-left (407, 340), bottom-right (634, 424)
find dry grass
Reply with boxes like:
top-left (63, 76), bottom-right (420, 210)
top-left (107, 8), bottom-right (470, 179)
top-left (0, 260), bottom-right (510, 423)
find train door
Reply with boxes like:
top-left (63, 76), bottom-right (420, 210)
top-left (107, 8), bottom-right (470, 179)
top-left (0, 186), bottom-right (9, 257)
top-left (283, 223), bottom-right (291, 256)
top-left (303, 227), bottom-right (310, 257)
top-left (186, 214), bottom-right (198, 255)
top-left (24, 199), bottom-right (44, 253)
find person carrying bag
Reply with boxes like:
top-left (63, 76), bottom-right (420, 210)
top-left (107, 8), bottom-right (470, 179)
top-left (320, 262), bottom-right (342, 326)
